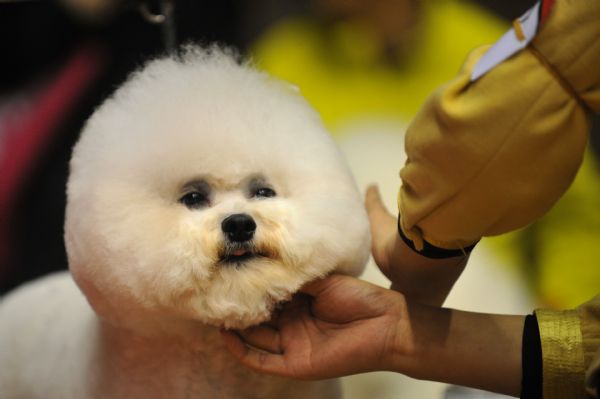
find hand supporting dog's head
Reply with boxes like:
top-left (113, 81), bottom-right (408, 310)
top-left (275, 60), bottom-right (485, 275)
top-left (65, 47), bottom-right (370, 331)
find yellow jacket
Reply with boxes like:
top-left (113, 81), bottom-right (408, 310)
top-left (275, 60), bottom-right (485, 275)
top-left (398, 0), bottom-right (599, 396)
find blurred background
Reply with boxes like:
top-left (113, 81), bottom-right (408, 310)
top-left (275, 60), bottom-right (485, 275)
top-left (1, 1), bottom-right (599, 398)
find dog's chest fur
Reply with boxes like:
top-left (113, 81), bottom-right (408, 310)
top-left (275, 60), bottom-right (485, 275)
top-left (0, 272), bottom-right (340, 399)
top-left (96, 324), bottom-right (338, 399)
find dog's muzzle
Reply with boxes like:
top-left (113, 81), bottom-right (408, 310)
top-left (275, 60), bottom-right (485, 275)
top-left (219, 213), bottom-right (272, 265)
top-left (218, 213), bottom-right (280, 265)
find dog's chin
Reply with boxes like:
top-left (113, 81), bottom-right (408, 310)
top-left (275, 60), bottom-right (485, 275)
top-left (208, 309), bottom-right (275, 330)
top-left (183, 242), bottom-right (302, 330)
top-left (198, 295), bottom-right (282, 330)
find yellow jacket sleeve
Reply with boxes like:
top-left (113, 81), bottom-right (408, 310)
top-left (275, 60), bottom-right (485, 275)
top-left (398, 0), bottom-right (600, 250)
top-left (536, 295), bottom-right (600, 398)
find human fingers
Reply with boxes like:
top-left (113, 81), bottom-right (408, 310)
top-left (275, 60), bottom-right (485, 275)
top-left (300, 275), bottom-right (395, 323)
top-left (365, 185), bottom-right (397, 268)
top-left (220, 329), bottom-right (291, 377)
top-left (365, 184), bottom-right (395, 229)
top-left (301, 274), bottom-right (386, 304)
top-left (299, 274), bottom-right (354, 298)
top-left (237, 325), bottom-right (282, 354)
top-left (299, 274), bottom-right (363, 318)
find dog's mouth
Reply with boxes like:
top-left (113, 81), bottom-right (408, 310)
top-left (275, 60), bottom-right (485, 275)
top-left (219, 244), bottom-right (270, 265)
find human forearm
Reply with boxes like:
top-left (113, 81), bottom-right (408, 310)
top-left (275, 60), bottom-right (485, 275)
top-left (388, 302), bottom-right (525, 396)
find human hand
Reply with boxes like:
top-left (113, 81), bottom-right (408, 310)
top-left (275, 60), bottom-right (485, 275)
top-left (365, 185), bottom-right (468, 306)
top-left (222, 273), bottom-right (524, 396)
top-left (365, 184), bottom-right (406, 284)
top-left (221, 274), bottom-right (409, 379)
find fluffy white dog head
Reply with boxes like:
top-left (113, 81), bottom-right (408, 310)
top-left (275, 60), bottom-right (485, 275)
top-left (65, 47), bottom-right (370, 331)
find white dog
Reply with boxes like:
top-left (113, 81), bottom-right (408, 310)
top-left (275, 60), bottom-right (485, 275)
top-left (0, 47), bottom-right (370, 398)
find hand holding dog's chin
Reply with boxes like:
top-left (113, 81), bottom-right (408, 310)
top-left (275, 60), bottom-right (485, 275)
top-left (221, 275), bottom-right (523, 397)
top-left (220, 275), bottom-right (413, 379)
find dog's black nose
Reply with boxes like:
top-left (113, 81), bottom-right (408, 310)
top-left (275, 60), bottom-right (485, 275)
top-left (221, 213), bottom-right (256, 242)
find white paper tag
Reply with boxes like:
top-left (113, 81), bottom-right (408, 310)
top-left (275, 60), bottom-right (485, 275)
top-left (471, 1), bottom-right (541, 81)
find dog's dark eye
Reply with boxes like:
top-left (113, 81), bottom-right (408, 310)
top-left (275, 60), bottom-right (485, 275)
top-left (253, 187), bottom-right (276, 198)
top-left (180, 180), bottom-right (211, 209)
top-left (180, 192), bottom-right (210, 209)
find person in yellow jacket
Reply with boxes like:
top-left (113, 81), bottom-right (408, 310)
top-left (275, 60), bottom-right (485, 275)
top-left (222, 0), bottom-right (600, 397)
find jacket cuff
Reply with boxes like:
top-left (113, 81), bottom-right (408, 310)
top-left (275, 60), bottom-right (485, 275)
top-left (521, 314), bottom-right (542, 399)
top-left (397, 214), bottom-right (478, 259)
top-left (535, 308), bottom-right (585, 399)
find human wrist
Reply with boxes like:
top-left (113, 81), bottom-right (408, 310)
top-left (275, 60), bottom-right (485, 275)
top-left (386, 303), bottom-right (525, 396)
top-left (387, 235), bottom-right (468, 306)
top-left (382, 299), bottom-right (446, 377)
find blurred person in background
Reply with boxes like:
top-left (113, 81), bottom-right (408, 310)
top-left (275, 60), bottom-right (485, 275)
top-left (251, 0), bottom-right (507, 130)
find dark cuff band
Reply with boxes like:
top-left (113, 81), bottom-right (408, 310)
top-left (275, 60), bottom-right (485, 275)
top-left (397, 214), bottom-right (478, 259)
top-left (521, 314), bottom-right (543, 399)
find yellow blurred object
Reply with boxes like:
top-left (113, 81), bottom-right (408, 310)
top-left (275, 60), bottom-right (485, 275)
top-left (251, 0), bottom-right (508, 131)
top-left (537, 152), bottom-right (600, 309)
top-left (491, 150), bottom-right (600, 309)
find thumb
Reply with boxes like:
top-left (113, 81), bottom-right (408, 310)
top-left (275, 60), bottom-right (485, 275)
top-left (299, 274), bottom-right (351, 298)
top-left (365, 184), bottom-right (395, 226)
top-left (365, 185), bottom-right (397, 256)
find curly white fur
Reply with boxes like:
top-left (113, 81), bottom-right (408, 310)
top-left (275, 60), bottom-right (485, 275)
top-left (0, 46), bottom-right (370, 398)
